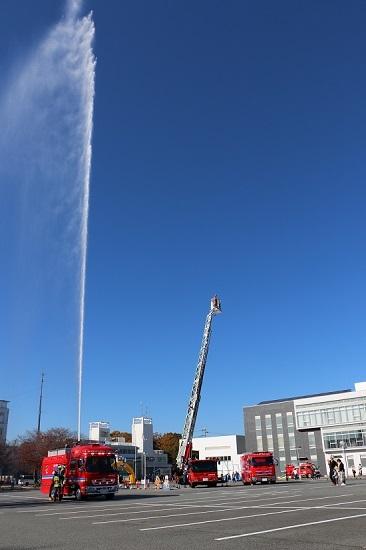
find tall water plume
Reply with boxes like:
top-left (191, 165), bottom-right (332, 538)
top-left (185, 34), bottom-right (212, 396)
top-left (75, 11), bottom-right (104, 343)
top-left (0, 0), bottom-right (95, 438)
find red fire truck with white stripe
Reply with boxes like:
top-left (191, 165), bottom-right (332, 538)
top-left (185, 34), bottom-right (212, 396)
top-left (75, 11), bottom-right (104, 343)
top-left (40, 442), bottom-right (119, 500)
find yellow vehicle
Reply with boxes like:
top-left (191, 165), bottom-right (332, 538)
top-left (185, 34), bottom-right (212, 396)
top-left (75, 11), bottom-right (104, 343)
top-left (116, 459), bottom-right (136, 485)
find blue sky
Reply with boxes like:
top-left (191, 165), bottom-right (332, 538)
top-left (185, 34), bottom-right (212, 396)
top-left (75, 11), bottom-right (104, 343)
top-left (1, 0), bottom-right (366, 441)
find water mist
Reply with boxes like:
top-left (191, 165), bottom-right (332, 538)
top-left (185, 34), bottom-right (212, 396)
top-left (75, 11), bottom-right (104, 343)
top-left (0, 0), bottom-right (95, 439)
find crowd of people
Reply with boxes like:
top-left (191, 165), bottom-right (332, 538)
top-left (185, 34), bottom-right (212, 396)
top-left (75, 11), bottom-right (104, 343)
top-left (328, 456), bottom-right (364, 485)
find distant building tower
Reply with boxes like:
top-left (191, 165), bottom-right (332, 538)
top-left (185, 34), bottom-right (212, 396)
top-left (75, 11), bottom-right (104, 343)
top-left (0, 401), bottom-right (9, 443)
top-left (132, 417), bottom-right (154, 455)
top-left (89, 421), bottom-right (110, 442)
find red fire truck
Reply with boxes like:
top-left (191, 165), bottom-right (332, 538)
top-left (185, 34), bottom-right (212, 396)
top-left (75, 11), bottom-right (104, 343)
top-left (186, 459), bottom-right (218, 488)
top-left (299, 461), bottom-right (316, 478)
top-left (40, 443), bottom-right (119, 500)
top-left (240, 452), bottom-right (276, 485)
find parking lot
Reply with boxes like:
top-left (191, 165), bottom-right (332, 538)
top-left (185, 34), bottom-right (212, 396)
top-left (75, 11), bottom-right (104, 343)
top-left (1, 480), bottom-right (366, 549)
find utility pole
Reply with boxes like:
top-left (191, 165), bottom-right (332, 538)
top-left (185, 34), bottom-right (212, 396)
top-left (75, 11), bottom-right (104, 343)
top-left (37, 372), bottom-right (44, 434)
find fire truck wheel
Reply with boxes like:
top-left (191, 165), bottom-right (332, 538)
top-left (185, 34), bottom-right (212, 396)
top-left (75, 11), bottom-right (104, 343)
top-left (190, 484), bottom-right (196, 488)
top-left (105, 494), bottom-right (115, 500)
top-left (75, 488), bottom-right (83, 501)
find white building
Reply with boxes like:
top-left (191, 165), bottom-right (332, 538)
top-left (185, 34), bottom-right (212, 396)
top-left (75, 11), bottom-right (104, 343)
top-left (132, 417), bottom-right (154, 455)
top-left (191, 435), bottom-right (245, 477)
top-left (294, 381), bottom-right (366, 476)
top-left (0, 401), bottom-right (9, 443)
top-left (89, 421), bottom-right (110, 442)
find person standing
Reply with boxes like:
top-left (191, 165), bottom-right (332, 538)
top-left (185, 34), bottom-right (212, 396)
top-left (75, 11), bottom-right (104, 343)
top-left (337, 459), bottom-right (345, 485)
top-left (328, 456), bottom-right (337, 486)
top-left (358, 464), bottom-right (363, 478)
top-left (352, 467), bottom-right (356, 478)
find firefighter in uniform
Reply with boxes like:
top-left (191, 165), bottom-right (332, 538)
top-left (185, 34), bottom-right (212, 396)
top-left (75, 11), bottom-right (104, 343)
top-left (49, 469), bottom-right (61, 501)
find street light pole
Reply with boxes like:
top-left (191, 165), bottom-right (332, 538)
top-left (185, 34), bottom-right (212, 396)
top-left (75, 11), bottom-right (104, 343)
top-left (296, 446), bottom-right (302, 480)
top-left (340, 441), bottom-right (347, 481)
top-left (143, 452), bottom-right (147, 489)
top-left (134, 445), bottom-right (137, 480)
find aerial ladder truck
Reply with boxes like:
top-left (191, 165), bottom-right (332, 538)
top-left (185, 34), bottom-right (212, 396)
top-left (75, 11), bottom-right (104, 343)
top-left (176, 295), bottom-right (221, 470)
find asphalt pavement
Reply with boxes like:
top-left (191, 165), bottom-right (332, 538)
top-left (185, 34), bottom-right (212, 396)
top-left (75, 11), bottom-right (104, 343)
top-left (1, 479), bottom-right (366, 549)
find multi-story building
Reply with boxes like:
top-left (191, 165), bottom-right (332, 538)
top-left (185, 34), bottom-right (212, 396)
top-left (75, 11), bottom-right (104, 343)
top-left (244, 382), bottom-right (366, 476)
top-left (0, 401), bottom-right (9, 443)
top-left (294, 381), bottom-right (366, 476)
top-left (89, 421), bottom-right (110, 442)
top-left (132, 417), bottom-right (154, 455)
top-left (191, 434), bottom-right (245, 477)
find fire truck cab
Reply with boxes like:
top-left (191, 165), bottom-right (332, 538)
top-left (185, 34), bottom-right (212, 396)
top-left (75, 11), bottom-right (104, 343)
top-left (299, 461), bottom-right (316, 478)
top-left (186, 459), bottom-right (218, 488)
top-left (41, 443), bottom-right (119, 500)
top-left (240, 452), bottom-right (276, 485)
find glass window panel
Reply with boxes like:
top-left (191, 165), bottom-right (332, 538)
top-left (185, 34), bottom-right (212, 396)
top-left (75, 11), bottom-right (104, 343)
top-left (334, 409), bottom-right (341, 424)
top-left (265, 415), bottom-right (272, 429)
top-left (287, 412), bottom-right (294, 427)
top-left (289, 435), bottom-right (296, 448)
top-left (256, 436), bottom-right (263, 452)
top-left (278, 434), bottom-right (284, 449)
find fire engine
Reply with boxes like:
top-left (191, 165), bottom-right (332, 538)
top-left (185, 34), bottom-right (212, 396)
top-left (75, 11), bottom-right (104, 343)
top-left (40, 442), bottom-right (119, 500)
top-left (299, 461), bottom-right (316, 478)
top-left (240, 452), bottom-right (276, 485)
top-left (185, 459), bottom-right (219, 488)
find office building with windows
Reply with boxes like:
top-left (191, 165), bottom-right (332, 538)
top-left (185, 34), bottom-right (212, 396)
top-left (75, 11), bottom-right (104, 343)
top-left (244, 382), bottom-right (366, 476)
top-left (244, 396), bottom-right (325, 475)
top-left (0, 401), bottom-right (9, 443)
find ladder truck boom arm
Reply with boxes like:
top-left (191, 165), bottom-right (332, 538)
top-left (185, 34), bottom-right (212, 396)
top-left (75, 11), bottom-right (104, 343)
top-left (176, 296), bottom-right (221, 468)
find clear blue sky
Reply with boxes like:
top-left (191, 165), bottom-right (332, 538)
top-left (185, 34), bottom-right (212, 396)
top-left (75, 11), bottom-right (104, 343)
top-left (1, 0), bottom-right (366, 441)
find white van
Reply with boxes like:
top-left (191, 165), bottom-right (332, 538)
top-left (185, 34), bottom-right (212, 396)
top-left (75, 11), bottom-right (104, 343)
top-left (18, 475), bottom-right (35, 486)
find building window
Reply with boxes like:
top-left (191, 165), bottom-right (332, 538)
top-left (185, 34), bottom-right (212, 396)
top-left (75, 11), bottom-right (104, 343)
top-left (323, 429), bottom-right (366, 450)
top-left (308, 432), bottom-right (316, 447)
top-left (265, 414), bottom-right (274, 452)
top-left (286, 412), bottom-right (294, 427)
top-left (255, 416), bottom-right (263, 451)
top-left (296, 399), bottom-right (366, 429)
top-left (278, 434), bottom-right (284, 449)
top-left (275, 413), bottom-right (283, 433)
top-left (267, 435), bottom-right (274, 452)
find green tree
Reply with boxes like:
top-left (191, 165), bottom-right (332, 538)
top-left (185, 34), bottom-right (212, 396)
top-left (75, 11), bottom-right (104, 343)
top-left (153, 432), bottom-right (181, 463)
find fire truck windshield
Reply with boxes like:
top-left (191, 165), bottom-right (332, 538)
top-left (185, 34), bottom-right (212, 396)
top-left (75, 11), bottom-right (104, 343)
top-left (190, 461), bottom-right (217, 473)
top-left (85, 456), bottom-right (116, 474)
top-left (251, 456), bottom-right (273, 467)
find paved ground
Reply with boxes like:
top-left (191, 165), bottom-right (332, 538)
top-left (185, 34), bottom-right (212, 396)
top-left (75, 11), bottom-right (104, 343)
top-left (1, 480), bottom-right (366, 549)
